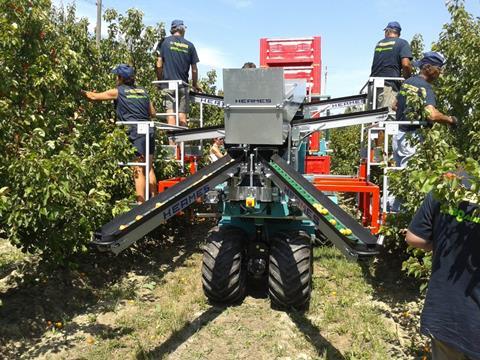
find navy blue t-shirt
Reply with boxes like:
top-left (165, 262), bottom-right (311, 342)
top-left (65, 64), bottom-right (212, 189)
top-left (159, 35), bottom-right (199, 84)
top-left (396, 75), bottom-right (436, 132)
top-left (115, 84), bottom-right (151, 140)
top-left (370, 37), bottom-right (412, 91)
top-left (408, 192), bottom-right (480, 359)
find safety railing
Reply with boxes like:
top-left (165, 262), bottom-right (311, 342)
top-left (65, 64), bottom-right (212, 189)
top-left (117, 120), bottom-right (155, 202)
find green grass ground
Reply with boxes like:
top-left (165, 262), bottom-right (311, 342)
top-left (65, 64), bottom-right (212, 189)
top-left (0, 225), bottom-right (429, 360)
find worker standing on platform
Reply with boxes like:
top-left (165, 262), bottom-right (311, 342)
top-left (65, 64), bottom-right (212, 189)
top-left (209, 137), bottom-right (225, 163)
top-left (155, 19), bottom-right (200, 128)
top-left (393, 51), bottom-right (457, 168)
top-left (370, 21), bottom-right (412, 110)
top-left (82, 64), bottom-right (158, 204)
top-left (405, 179), bottom-right (480, 360)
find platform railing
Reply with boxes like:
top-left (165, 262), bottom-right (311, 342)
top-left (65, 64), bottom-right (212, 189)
top-left (117, 121), bottom-right (155, 202)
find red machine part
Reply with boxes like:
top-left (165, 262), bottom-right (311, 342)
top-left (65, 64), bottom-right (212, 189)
top-left (157, 177), bottom-right (185, 193)
top-left (260, 37), bottom-right (322, 95)
top-left (308, 132), bottom-right (321, 153)
top-left (312, 177), bottom-right (380, 234)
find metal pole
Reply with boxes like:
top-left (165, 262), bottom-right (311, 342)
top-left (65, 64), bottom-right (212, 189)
top-left (200, 102), bottom-right (204, 153)
top-left (145, 124), bottom-right (150, 201)
top-left (96, 0), bottom-right (102, 47)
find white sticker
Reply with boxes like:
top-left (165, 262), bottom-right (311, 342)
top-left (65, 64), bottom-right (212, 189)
top-left (138, 123), bottom-right (149, 134)
top-left (385, 123), bottom-right (399, 135)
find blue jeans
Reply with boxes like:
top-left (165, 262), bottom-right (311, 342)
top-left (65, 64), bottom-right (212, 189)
top-left (392, 130), bottom-right (420, 168)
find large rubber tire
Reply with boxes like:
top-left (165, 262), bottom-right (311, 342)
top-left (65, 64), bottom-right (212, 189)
top-left (202, 226), bottom-right (246, 304)
top-left (269, 231), bottom-right (313, 310)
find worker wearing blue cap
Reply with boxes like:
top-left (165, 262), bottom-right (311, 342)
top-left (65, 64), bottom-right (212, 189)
top-left (370, 21), bottom-right (413, 110)
top-left (155, 19), bottom-right (200, 135)
top-left (82, 64), bottom-right (158, 204)
top-left (393, 51), bottom-right (457, 168)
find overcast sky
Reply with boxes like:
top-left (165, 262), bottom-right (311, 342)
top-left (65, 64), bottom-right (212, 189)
top-left (52, 0), bottom-right (480, 98)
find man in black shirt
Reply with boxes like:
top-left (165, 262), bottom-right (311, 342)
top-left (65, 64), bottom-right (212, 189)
top-left (406, 178), bottom-right (480, 359)
top-left (393, 51), bottom-right (456, 168)
top-left (156, 19), bottom-right (200, 129)
top-left (82, 64), bottom-right (158, 204)
top-left (370, 21), bottom-right (412, 110)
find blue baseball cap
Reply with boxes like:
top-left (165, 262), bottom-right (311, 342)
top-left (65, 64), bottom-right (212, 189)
top-left (111, 64), bottom-right (135, 79)
top-left (384, 21), bottom-right (402, 33)
top-left (171, 19), bottom-right (186, 29)
top-left (413, 51), bottom-right (446, 68)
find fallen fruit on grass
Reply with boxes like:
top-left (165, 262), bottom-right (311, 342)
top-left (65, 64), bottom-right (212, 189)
top-left (55, 322), bottom-right (63, 328)
top-left (86, 336), bottom-right (95, 344)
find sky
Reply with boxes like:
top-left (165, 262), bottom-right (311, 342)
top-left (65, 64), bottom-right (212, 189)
top-left (52, 0), bottom-right (480, 98)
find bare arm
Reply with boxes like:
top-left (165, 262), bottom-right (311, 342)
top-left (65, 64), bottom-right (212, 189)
top-left (191, 63), bottom-right (200, 91)
top-left (82, 88), bottom-right (118, 101)
top-left (149, 102), bottom-right (156, 118)
top-left (405, 230), bottom-right (433, 251)
top-left (425, 105), bottom-right (455, 125)
top-left (392, 98), bottom-right (398, 111)
top-left (156, 57), bottom-right (163, 80)
top-left (401, 58), bottom-right (412, 79)
top-left (210, 144), bottom-right (224, 159)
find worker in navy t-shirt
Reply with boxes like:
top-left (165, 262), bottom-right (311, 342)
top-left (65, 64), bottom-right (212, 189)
top-left (406, 176), bottom-right (480, 360)
top-left (82, 64), bottom-right (158, 204)
top-left (155, 19), bottom-right (200, 130)
top-left (393, 51), bottom-right (457, 168)
top-left (370, 21), bottom-right (412, 110)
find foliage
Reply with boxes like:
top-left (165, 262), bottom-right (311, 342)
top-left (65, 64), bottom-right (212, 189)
top-left (385, 1), bottom-right (480, 284)
top-left (329, 125), bottom-right (361, 176)
top-left (0, 1), bottom-right (223, 264)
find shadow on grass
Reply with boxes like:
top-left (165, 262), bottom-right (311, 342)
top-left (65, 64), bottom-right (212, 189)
top-left (358, 248), bottom-right (422, 305)
top-left (289, 311), bottom-right (346, 360)
top-left (25, 323), bottom-right (135, 358)
top-left (136, 305), bottom-right (226, 359)
top-left (0, 218), bottom-right (214, 359)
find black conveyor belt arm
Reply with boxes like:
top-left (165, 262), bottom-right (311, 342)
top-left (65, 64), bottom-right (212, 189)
top-left (265, 154), bottom-right (380, 260)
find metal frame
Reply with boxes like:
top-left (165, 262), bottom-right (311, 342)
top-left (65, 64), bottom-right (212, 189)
top-left (152, 80), bottom-right (189, 168)
top-left (117, 121), bottom-right (154, 202)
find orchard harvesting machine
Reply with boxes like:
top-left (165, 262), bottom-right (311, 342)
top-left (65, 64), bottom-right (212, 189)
top-left (92, 68), bottom-right (389, 309)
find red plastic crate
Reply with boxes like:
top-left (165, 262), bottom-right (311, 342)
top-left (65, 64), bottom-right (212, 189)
top-left (260, 37), bottom-right (322, 94)
top-left (260, 37), bottom-right (321, 67)
top-left (305, 155), bottom-right (330, 174)
top-left (283, 65), bottom-right (321, 95)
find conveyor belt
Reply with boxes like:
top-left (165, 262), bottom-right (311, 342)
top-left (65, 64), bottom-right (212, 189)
top-left (168, 125), bottom-right (225, 143)
top-left (92, 155), bottom-right (240, 254)
top-left (189, 91), bottom-right (224, 108)
top-left (302, 94), bottom-right (368, 117)
top-left (265, 154), bottom-right (380, 260)
top-left (292, 108), bottom-right (389, 132)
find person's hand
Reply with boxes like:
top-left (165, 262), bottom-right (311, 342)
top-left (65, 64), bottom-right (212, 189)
top-left (450, 115), bottom-right (459, 129)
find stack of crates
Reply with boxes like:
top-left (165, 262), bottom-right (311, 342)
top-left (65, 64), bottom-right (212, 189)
top-left (259, 37), bottom-right (322, 97)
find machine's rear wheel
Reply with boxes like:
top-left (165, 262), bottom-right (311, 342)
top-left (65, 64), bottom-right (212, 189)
top-left (202, 226), bottom-right (246, 304)
top-left (269, 231), bottom-right (313, 310)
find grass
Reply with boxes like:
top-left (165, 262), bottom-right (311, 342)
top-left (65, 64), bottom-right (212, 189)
top-left (1, 233), bottom-right (423, 359)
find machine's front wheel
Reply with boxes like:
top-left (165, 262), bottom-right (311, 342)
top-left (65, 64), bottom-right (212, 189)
top-left (269, 231), bottom-right (313, 310)
top-left (202, 226), bottom-right (246, 304)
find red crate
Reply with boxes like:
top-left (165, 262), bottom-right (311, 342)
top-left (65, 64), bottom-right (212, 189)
top-left (260, 37), bottom-right (321, 67)
top-left (283, 65), bottom-right (321, 95)
top-left (305, 155), bottom-right (330, 174)
top-left (260, 37), bottom-right (322, 95)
